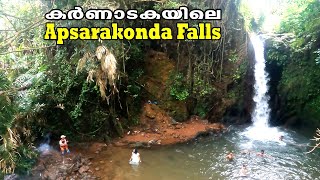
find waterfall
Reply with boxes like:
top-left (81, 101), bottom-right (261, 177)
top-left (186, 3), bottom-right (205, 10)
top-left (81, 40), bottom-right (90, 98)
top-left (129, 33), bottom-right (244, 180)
top-left (37, 132), bottom-right (52, 154)
top-left (250, 34), bottom-right (270, 128)
top-left (243, 34), bottom-right (282, 141)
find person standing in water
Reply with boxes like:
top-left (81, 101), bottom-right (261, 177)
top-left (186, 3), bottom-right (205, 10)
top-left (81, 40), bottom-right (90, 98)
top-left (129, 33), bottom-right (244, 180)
top-left (129, 149), bottom-right (141, 165)
top-left (59, 135), bottom-right (70, 155)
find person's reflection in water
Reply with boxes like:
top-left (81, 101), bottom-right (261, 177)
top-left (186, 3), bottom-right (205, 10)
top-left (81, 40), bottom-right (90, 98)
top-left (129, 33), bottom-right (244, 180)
top-left (130, 163), bottom-right (140, 172)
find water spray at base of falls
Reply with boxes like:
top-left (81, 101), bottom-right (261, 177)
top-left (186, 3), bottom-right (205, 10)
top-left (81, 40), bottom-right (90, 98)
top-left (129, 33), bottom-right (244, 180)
top-left (242, 34), bottom-right (282, 141)
top-left (37, 132), bottom-right (53, 154)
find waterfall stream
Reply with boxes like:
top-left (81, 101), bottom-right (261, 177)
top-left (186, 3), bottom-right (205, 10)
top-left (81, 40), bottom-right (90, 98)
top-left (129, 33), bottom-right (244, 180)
top-left (243, 34), bottom-right (282, 141)
top-left (250, 34), bottom-right (271, 128)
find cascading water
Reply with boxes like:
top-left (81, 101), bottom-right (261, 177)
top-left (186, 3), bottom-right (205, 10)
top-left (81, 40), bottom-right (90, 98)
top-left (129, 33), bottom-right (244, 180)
top-left (243, 34), bottom-right (281, 141)
top-left (250, 34), bottom-right (270, 128)
top-left (37, 132), bottom-right (52, 154)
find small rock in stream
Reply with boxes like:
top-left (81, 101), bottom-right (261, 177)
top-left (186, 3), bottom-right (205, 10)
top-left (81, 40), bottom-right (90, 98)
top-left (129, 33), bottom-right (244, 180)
top-left (148, 140), bottom-right (156, 144)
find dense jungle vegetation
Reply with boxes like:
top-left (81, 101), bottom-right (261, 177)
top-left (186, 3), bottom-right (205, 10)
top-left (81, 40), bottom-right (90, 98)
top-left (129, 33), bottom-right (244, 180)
top-left (265, 0), bottom-right (320, 127)
top-left (0, 0), bottom-right (319, 175)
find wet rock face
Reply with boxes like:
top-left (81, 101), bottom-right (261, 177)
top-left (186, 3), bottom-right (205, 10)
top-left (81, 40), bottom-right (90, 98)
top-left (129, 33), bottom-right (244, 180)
top-left (263, 33), bottom-right (294, 126)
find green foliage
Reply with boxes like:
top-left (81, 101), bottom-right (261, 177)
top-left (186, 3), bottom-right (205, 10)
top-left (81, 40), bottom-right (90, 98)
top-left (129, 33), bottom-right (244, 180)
top-left (128, 44), bottom-right (144, 63)
top-left (0, 141), bottom-right (38, 175)
top-left (15, 146), bottom-right (38, 174)
top-left (154, 1), bottom-right (182, 11)
top-left (267, 50), bottom-right (288, 66)
top-left (0, 0), bottom-right (250, 174)
top-left (193, 73), bottom-right (215, 97)
top-left (239, 2), bottom-right (265, 32)
top-left (131, 116), bottom-right (140, 126)
top-left (228, 50), bottom-right (239, 63)
top-left (126, 84), bottom-right (141, 99)
top-left (170, 73), bottom-right (189, 101)
top-left (232, 60), bottom-right (248, 81)
top-left (70, 82), bottom-right (90, 120)
top-left (239, 2), bottom-right (254, 30)
top-left (280, 0), bottom-right (319, 34)
top-left (314, 49), bottom-right (320, 64)
top-left (194, 103), bottom-right (207, 118)
top-left (280, 0), bottom-right (320, 49)
top-left (280, 61), bottom-right (320, 103)
top-left (0, 97), bottom-right (15, 135)
top-left (170, 87), bottom-right (189, 101)
top-left (0, 73), bottom-right (15, 134)
top-left (304, 95), bottom-right (320, 124)
top-left (0, 74), bottom-right (36, 174)
top-left (273, 0), bottom-right (320, 125)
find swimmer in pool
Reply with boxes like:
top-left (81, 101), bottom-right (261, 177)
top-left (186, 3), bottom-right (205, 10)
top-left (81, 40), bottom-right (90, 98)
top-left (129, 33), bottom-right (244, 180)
top-left (279, 135), bottom-right (284, 141)
top-left (256, 149), bottom-right (273, 159)
top-left (129, 148), bottom-right (141, 165)
top-left (257, 150), bottom-right (265, 157)
top-left (256, 149), bottom-right (265, 157)
top-left (226, 152), bottom-right (234, 161)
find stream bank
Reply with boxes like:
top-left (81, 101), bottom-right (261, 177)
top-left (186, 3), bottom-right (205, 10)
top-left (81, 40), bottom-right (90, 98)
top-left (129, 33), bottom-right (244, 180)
top-left (113, 103), bottom-right (225, 147)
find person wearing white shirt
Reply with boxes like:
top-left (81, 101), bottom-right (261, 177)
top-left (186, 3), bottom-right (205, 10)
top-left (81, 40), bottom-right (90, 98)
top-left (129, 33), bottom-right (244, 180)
top-left (129, 149), bottom-right (141, 165)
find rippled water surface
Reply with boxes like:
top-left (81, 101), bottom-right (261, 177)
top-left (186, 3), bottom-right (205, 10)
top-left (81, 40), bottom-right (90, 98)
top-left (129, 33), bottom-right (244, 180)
top-left (94, 126), bottom-right (320, 180)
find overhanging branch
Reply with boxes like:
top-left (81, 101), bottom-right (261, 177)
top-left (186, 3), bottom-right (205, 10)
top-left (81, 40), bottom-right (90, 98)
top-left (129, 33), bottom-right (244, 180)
top-left (307, 128), bottom-right (320, 153)
top-left (0, 11), bottom-right (31, 21)
top-left (0, 18), bottom-right (45, 49)
top-left (0, 45), bottom-right (55, 55)
top-left (0, 83), bottom-right (32, 96)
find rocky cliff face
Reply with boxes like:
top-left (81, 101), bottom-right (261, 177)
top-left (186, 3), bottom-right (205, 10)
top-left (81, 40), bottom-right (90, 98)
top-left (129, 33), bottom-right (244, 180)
top-left (264, 34), bottom-right (292, 126)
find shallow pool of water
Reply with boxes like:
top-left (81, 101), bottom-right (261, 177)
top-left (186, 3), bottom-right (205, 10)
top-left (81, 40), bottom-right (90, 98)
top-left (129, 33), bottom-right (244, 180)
top-left (93, 126), bottom-right (320, 180)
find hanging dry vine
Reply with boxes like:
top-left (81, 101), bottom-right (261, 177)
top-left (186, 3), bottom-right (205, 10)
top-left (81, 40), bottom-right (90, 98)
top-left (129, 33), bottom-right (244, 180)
top-left (307, 128), bottom-right (320, 153)
top-left (77, 45), bottom-right (118, 104)
top-left (0, 128), bottom-right (21, 174)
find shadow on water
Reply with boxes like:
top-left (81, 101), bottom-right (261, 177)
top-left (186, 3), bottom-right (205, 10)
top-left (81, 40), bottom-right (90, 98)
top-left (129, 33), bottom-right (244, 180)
top-left (92, 125), bottom-right (320, 180)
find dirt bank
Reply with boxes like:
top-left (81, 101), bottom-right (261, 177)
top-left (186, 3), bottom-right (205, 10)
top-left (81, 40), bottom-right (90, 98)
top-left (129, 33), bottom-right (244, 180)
top-left (113, 103), bottom-right (225, 147)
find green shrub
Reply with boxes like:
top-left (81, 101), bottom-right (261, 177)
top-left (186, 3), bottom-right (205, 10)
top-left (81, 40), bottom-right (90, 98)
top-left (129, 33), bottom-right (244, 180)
top-left (169, 73), bottom-right (189, 101)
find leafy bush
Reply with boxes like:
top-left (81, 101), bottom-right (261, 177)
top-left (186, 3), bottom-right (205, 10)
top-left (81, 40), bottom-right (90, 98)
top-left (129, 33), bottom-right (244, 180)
top-left (272, 0), bottom-right (320, 125)
top-left (193, 73), bottom-right (215, 97)
top-left (170, 73), bottom-right (189, 101)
